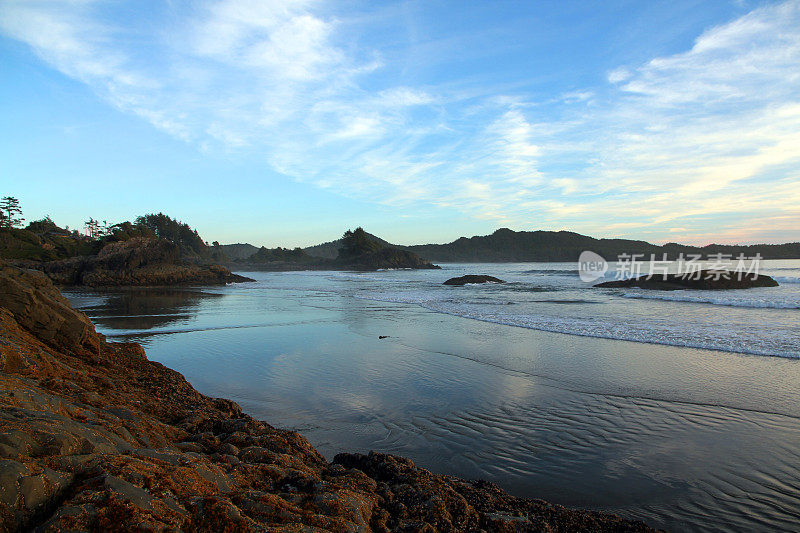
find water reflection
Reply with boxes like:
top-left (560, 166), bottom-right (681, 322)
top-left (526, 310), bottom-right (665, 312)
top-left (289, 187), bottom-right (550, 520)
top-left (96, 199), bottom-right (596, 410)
top-left (64, 287), bottom-right (218, 334)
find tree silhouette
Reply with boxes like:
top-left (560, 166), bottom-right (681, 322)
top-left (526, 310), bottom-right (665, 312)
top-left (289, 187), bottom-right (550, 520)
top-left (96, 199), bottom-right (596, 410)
top-left (337, 227), bottom-right (382, 260)
top-left (84, 218), bottom-right (101, 238)
top-left (0, 196), bottom-right (24, 229)
top-left (134, 213), bottom-right (210, 257)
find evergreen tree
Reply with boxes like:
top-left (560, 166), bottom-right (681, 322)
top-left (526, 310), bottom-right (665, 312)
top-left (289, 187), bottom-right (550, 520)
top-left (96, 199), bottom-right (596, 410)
top-left (134, 213), bottom-right (210, 257)
top-left (338, 227), bottom-right (382, 260)
top-left (0, 196), bottom-right (24, 229)
top-left (84, 218), bottom-right (101, 238)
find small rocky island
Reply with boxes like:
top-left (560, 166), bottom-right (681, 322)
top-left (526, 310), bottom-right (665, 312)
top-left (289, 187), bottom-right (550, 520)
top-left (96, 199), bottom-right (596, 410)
top-left (444, 275), bottom-right (505, 286)
top-left (14, 237), bottom-right (253, 287)
top-left (0, 263), bottom-right (654, 531)
top-left (234, 227), bottom-right (439, 272)
top-left (595, 270), bottom-right (779, 290)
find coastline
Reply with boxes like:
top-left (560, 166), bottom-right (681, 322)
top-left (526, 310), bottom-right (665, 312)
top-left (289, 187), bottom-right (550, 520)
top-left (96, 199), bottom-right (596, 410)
top-left (0, 264), bottom-right (655, 531)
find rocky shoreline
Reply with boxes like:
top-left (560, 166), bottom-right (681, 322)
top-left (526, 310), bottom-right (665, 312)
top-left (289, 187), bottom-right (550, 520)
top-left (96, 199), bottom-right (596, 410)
top-left (8, 237), bottom-right (253, 287)
top-left (0, 263), bottom-right (656, 532)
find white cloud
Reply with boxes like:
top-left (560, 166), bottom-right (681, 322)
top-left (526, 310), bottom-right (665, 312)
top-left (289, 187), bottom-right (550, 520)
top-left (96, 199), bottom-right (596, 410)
top-left (377, 87), bottom-right (434, 107)
top-left (607, 68), bottom-right (630, 84)
top-left (193, 1), bottom-right (343, 81)
top-left (0, 0), bottom-right (799, 243)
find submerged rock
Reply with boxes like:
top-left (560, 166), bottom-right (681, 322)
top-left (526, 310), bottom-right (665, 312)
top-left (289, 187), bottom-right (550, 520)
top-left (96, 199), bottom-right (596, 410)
top-left (594, 270), bottom-right (778, 290)
top-left (0, 265), bottom-right (655, 532)
top-left (444, 274), bottom-right (505, 286)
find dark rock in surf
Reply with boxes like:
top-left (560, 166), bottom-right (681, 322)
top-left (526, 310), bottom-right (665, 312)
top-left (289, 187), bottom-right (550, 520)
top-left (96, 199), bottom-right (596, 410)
top-left (594, 270), bottom-right (778, 290)
top-left (443, 275), bottom-right (505, 286)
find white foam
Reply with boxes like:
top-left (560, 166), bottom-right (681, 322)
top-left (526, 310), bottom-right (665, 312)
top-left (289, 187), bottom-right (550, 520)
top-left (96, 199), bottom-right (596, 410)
top-left (621, 291), bottom-right (800, 309)
top-left (355, 291), bottom-right (800, 359)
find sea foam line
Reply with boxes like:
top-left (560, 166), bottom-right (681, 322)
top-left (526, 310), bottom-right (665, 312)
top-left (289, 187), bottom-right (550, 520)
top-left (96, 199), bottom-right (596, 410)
top-left (354, 293), bottom-right (799, 359)
top-left (621, 292), bottom-right (800, 309)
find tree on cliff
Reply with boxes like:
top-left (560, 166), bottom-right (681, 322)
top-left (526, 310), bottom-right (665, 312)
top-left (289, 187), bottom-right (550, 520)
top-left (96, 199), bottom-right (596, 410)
top-left (334, 227), bottom-right (437, 269)
top-left (0, 196), bottom-right (24, 229)
top-left (84, 218), bottom-right (101, 238)
top-left (105, 221), bottom-right (155, 242)
top-left (26, 216), bottom-right (59, 234)
top-left (134, 213), bottom-right (210, 259)
top-left (337, 227), bottom-right (383, 261)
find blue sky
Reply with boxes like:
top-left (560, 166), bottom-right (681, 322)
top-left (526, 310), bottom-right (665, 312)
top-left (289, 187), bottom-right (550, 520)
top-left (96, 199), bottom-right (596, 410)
top-left (1, 0), bottom-right (799, 247)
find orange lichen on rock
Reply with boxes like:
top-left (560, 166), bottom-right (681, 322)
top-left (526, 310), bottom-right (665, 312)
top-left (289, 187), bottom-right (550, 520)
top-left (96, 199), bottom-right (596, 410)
top-left (0, 264), bottom-right (657, 532)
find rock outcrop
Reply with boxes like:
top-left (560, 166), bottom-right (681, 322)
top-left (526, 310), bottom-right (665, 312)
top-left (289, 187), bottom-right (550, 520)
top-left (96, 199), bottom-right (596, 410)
top-left (0, 265), bottom-right (97, 352)
top-left (594, 270), bottom-right (778, 290)
top-left (444, 275), bottom-right (505, 286)
top-left (346, 247), bottom-right (440, 271)
top-left (0, 265), bottom-right (655, 532)
top-left (10, 238), bottom-right (253, 287)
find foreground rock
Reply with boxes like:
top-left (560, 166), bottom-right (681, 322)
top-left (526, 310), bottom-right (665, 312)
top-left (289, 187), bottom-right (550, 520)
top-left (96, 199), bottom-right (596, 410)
top-left (444, 275), bottom-right (505, 286)
top-left (0, 265), bottom-right (655, 532)
top-left (595, 270), bottom-right (778, 290)
top-left (10, 237), bottom-right (253, 287)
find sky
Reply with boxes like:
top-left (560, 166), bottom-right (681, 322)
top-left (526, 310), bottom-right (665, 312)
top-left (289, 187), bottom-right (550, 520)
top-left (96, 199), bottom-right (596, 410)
top-left (1, 0), bottom-right (799, 247)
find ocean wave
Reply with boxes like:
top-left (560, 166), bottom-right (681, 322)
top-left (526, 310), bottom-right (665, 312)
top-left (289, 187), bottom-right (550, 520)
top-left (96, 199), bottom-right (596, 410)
top-left (427, 306), bottom-right (799, 359)
top-left (621, 292), bottom-right (800, 309)
top-left (354, 292), bottom-right (799, 358)
top-left (520, 269), bottom-right (577, 275)
top-left (542, 299), bottom-right (603, 304)
top-left (773, 276), bottom-right (800, 284)
top-left (328, 273), bottom-right (402, 283)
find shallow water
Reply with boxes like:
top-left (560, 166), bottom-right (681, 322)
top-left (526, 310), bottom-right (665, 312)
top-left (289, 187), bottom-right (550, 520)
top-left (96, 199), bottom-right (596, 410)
top-left (65, 261), bottom-right (800, 531)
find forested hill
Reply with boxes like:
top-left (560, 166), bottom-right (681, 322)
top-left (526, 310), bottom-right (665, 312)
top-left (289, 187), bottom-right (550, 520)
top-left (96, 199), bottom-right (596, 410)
top-left (401, 228), bottom-right (800, 262)
top-left (303, 231), bottom-right (392, 259)
top-left (220, 243), bottom-right (259, 260)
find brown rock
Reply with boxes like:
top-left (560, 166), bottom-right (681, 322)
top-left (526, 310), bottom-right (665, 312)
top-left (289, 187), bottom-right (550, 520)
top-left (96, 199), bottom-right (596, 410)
top-left (0, 265), bottom-right (98, 352)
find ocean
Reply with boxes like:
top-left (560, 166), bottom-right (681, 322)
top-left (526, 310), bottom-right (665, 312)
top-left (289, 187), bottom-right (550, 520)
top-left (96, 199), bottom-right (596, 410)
top-left (65, 260), bottom-right (800, 531)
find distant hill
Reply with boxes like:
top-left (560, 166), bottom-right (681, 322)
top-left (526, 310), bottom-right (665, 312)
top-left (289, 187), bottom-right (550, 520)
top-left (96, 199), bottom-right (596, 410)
top-left (304, 231), bottom-right (393, 259)
top-left (403, 228), bottom-right (800, 262)
top-left (220, 243), bottom-right (259, 260)
top-left (193, 228), bottom-right (800, 266)
top-left (234, 228), bottom-right (438, 271)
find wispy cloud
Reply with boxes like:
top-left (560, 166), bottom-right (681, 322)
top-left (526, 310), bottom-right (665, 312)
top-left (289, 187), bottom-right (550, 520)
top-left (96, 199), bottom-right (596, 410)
top-left (560, 0), bottom-right (800, 240)
top-left (1, 0), bottom-right (799, 243)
